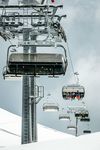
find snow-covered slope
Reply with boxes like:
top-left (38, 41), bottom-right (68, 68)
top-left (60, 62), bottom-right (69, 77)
top-left (0, 108), bottom-right (73, 147)
top-left (1, 132), bottom-right (100, 150)
top-left (0, 108), bottom-right (20, 147)
top-left (0, 108), bottom-right (100, 150)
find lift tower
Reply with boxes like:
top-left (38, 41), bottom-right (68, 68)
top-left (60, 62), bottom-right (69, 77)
top-left (1, 0), bottom-right (67, 144)
top-left (22, 0), bottom-right (41, 144)
top-left (22, 31), bottom-right (37, 144)
top-left (21, 0), bottom-right (66, 144)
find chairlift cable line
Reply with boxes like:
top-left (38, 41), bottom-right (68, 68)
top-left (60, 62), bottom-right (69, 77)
top-left (66, 40), bottom-right (79, 84)
top-left (66, 41), bottom-right (75, 76)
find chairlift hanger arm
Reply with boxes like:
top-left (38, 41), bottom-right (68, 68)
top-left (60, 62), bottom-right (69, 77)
top-left (51, 7), bottom-right (58, 18)
top-left (57, 15), bottom-right (67, 22)
top-left (7, 45), bottom-right (16, 67)
top-left (51, 6), bottom-right (64, 19)
top-left (57, 44), bottom-right (67, 62)
top-left (36, 86), bottom-right (44, 104)
top-left (51, 20), bottom-right (67, 42)
top-left (36, 96), bottom-right (43, 104)
top-left (0, 31), bottom-right (7, 41)
top-left (41, 0), bottom-right (45, 4)
top-left (2, 66), bottom-right (7, 79)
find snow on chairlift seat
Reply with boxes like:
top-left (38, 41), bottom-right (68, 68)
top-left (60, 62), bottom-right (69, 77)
top-left (43, 103), bottom-right (59, 112)
top-left (59, 114), bottom-right (70, 121)
top-left (5, 53), bottom-right (67, 77)
top-left (62, 84), bottom-right (85, 100)
top-left (67, 125), bottom-right (76, 131)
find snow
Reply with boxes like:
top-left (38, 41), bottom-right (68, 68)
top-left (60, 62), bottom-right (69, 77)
top-left (0, 109), bottom-right (21, 147)
top-left (0, 108), bottom-right (73, 147)
top-left (1, 132), bottom-right (100, 150)
top-left (0, 108), bottom-right (100, 150)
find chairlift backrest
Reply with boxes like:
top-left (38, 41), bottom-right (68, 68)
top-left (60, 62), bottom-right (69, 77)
top-left (9, 53), bottom-right (64, 63)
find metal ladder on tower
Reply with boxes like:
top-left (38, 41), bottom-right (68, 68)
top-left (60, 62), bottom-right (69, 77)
top-left (22, 76), bottom-right (30, 144)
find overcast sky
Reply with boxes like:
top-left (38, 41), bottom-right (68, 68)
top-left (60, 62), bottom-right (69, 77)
top-left (0, 0), bottom-right (100, 136)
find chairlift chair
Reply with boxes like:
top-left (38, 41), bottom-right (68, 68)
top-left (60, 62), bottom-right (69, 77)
top-left (59, 114), bottom-right (70, 121)
top-left (83, 130), bottom-right (91, 134)
top-left (5, 53), bottom-right (67, 75)
top-left (75, 110), bottom-right (89, 118)
top-left (62, 84), bottom-right (85, 100)
top-left (67, 105), bottom-right (86, 113)
top-left (3, 45), bottom-right (67, 78)
top-left (67, 125), bottom-right (76, 131)
top-left (43, 103), bottom-right (59, 112)
top-left (80, 118), bottom-right (90, 122)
